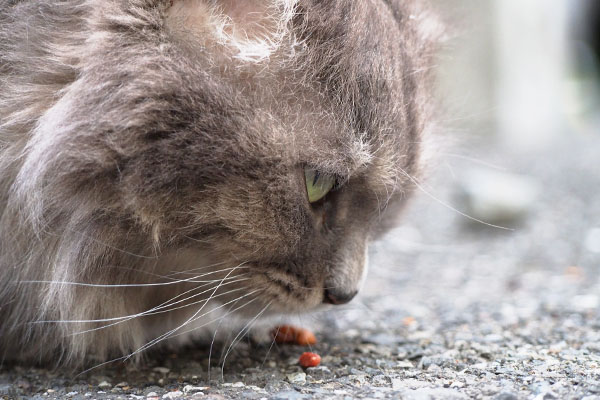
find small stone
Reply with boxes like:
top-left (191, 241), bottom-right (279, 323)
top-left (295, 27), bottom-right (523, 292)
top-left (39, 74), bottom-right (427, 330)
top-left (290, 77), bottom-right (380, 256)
top-left (286, 372), bottom-right (307, 385)
top-left (305, 366), bottom-right (332, 380)
top-left (146, 392), bottom-right (159, 399)
top-left (271, 390), bottom-right (310, 400)
top-left (391, 379), bottom-right (404, 390)
top-left (427, 364), bottom-right (442, 372)
top-left (458, 168), bottom-right (539, 223)
top-left (371, 375), bottom-right (391, 387)
top-left (66, 391), bottom-right (78, 397)
top-left (0, 384), bottom-right (13, 396)
top-left (183, 385), bottom-right (208, 394)
top-left (98, 381), bottom-right (112, 389)
top-left (535, 392), bottom-right (558, 400)
top-left (529, 381), bottom-right (552, 395)
top-left (162, 391), bottom-right (183, 399)
top-left (571, 294), bottom-right (599, 311)
top-left (344, 329), bottom-right (360, 338)
top-left (396, 361), bottom-right (413, 369)
top-left (484, 334), bottom-right (504, 343)
top-left (363, 333), bottom-right (400, 346)
top-left (495, 392), bottom-right (518, 400)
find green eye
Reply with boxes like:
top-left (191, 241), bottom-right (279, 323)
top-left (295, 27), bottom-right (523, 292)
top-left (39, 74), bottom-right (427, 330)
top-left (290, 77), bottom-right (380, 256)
top-left (304, 168), bottom-right (335, 203)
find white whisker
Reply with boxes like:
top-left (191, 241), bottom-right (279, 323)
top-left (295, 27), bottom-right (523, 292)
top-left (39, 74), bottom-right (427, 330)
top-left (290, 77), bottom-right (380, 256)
top-left (32, 276), bottom-right (249, 327)
top-left (20, 266), bottom-right (250, 288)
top-left (398, 166), bottom-right (513, 231)
top-left (129, 288), bottom-right (262, 358)
top-left (74, 288), bottom-right (262, 378)
top-left (125, 262), bottom-right (248, 359)
top-left (441, 152), bottom-right (508, 171)
top-left (67, 281), bottom-right (252, 336)
top-left (220, 300), bottom-right (272, 379)
top-left (170, 289), bottom-right (264, 339)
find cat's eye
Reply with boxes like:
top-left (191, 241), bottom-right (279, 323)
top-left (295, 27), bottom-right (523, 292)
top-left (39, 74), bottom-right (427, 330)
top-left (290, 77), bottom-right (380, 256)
top-left (304, 168), bottom-right (336, 203)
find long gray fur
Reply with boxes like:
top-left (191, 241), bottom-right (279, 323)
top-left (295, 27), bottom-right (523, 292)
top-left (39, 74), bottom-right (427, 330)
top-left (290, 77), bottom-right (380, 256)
top-left (0, 0), bottom-right (440, 368)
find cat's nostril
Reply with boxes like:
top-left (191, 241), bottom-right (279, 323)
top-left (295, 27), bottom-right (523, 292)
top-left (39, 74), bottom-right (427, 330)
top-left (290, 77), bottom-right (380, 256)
top-left (323, 288), bottom-right (358, 305)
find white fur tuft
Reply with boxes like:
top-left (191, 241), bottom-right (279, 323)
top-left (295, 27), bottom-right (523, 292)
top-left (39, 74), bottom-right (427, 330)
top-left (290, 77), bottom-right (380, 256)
top-left (167, 0), bottom-right (298, 62)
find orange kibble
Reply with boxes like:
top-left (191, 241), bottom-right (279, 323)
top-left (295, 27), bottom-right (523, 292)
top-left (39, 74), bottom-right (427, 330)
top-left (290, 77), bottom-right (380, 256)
top-left (272, 325), bottom-right (296, 344)
top-left (299, 352), bottom-right (321, 368)
top-left (402, 316), bottom-right (416, 326)
top-left (295, 328), bottom-right (317, 346)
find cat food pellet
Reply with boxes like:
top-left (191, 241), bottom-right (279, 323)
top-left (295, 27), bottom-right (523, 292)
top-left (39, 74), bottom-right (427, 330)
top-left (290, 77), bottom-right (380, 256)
top-left (272, 325), bottom-right (317, 346)
top-left (295, 329), bottom-right (317, 346)
top-left (299, 352), bottom-right (321, 368)
top-left (272, 325), bottom-right (296, 343)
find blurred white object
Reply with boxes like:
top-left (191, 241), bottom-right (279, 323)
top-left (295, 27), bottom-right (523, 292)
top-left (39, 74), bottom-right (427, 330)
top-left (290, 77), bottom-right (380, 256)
top-left (494, 0), bottom-right (570, 149)
top-left (585, 228), bottom-right (600, 253)
top-left (458, 168), bottom-right (540, 224)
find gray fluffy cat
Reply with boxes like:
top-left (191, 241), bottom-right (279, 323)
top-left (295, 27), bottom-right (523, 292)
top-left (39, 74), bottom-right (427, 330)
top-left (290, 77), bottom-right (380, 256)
top-left (0, 0), bottom-right (439, 367)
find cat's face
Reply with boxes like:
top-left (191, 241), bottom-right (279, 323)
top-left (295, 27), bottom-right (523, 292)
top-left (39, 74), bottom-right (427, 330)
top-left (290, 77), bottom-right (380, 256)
top-left (11, 0), bottom-right (436, 330)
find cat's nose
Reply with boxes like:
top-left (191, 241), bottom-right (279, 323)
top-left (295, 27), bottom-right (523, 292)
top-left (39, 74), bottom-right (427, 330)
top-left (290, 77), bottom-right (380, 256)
top-left (323, 288), bottom-right (358, 305)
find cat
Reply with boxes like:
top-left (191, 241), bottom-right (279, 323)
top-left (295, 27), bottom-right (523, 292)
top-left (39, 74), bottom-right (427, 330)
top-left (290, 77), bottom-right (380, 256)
top-left (0, 0), bottom-right (440, 368)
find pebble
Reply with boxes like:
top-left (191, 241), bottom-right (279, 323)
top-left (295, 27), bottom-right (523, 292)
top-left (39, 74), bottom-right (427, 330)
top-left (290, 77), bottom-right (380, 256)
top-left (571, 294), bottom-right (599, 311)
top-left (457, 168), bottom-right (539, 223)
top-left (183, 385), bottom-right (208, 394)
top-left (271, 390), bottom-right (310, 400)
top-left (286, 372), bottom-right (307, 385)
top-left (306, 366), bottom-right (332, 380)
top-left (153, 367), bottom-right (170, 374)
top-left (162, 391), bottom-right (183, 399)
top-left (222, 382), bottom-right (245, 388)
top-left (396, 361), bottom-right (414, 369)
top-left (98, 381), bottom-right (112, 389)
top-left (494, 392), bottom-right (518, 400)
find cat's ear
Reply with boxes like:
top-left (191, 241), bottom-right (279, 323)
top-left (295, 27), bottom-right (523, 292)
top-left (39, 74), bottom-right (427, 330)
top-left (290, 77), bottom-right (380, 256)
top-left (165, 0), bottom-right (297, 62)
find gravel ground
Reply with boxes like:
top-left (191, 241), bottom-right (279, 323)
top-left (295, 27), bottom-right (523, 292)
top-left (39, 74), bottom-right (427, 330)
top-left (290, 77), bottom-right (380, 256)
top-left (1, 131), bottom-right (600, 399)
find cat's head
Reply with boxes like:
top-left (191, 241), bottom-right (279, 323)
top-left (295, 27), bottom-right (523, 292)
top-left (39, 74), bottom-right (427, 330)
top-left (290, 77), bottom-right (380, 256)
top-left (11, 0), bottom-right (439, 319)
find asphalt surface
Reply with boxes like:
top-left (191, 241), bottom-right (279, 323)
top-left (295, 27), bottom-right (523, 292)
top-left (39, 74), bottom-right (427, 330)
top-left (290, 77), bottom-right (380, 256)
top-left (1, 130), bottom-right (600, 399)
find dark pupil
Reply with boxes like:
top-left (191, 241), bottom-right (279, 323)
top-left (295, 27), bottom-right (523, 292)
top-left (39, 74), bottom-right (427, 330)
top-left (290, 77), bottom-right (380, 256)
top-left (312, 171), bottom-right (320, 186)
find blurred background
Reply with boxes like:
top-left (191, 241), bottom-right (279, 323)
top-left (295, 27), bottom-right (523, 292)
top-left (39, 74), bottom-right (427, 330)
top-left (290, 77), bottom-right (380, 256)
top-left (355, 0), bottom-right (600, 331)
top-left (436, 0), bottom-right (600, 147)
